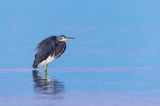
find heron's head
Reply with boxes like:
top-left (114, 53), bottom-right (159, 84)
top-left (57, 35), bottom-right (75, 41)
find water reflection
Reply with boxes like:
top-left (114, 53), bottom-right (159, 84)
top-left (32, 70), bottom-right (65, 95)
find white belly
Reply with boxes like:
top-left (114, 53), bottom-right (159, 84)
top-left (39, 55), bottom-right (55, 66)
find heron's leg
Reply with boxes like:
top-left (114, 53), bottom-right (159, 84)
top-left (44, 64), bottom-right (48, 79)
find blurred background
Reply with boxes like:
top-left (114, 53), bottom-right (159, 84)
top-left (1, 0), bottom-right (160, 68)
top-left (1, 0), bottom-right (160, 106)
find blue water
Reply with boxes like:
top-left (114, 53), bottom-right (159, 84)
top-left (0, 68), bottom-right (160, 106)
top-left (1, 0), bottom-right (160, 105)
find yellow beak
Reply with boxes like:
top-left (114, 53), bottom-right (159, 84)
top-left (64, 37), bottom-right (75, 40)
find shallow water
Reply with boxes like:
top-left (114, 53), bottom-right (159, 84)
top-left (0, 68), bottom-right (160, 106)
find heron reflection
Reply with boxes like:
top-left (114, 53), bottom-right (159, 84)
top-left (32, 70), bottom-right (64, 95)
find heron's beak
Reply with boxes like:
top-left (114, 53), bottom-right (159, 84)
top-left (65, 37), bottom-right (75, 40)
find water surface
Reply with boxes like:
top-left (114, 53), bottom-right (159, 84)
top-left (0, 68), bottom-right (160, 106)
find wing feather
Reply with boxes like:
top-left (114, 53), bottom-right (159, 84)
top-left (55, 42), bottom-right (66, 58)
top-left (32, 36), bottom-right (56, 68)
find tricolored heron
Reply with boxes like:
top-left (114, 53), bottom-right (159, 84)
top-left (32, 35), bottom-right (75, 77)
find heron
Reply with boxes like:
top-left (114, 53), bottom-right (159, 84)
top-left (32, 35), bottom-right (75, 77)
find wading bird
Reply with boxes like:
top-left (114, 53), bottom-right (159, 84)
top-left (32, 35), bottom-right (75, 76)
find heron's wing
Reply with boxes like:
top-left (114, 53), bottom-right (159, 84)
top-left (55, 42), bottom-right (66, 58)
top-left (34, 40), bottom-right (55, 66)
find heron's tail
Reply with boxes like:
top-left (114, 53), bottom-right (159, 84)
top-left (32, 59), bottom-right (38, 69)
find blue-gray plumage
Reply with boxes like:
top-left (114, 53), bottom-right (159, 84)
top-left (32, 35), bottom-right (75, 73)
